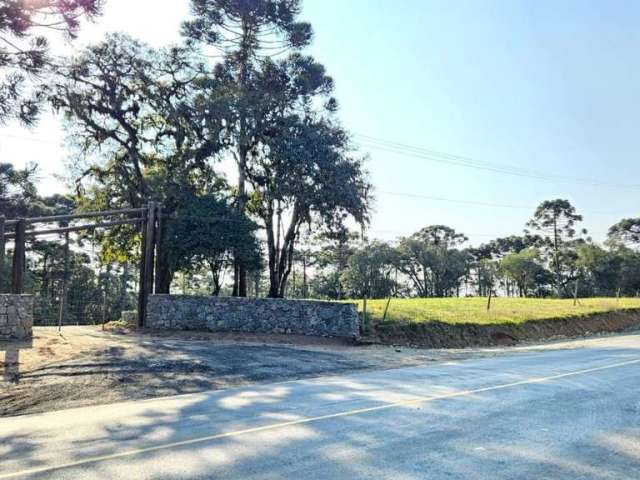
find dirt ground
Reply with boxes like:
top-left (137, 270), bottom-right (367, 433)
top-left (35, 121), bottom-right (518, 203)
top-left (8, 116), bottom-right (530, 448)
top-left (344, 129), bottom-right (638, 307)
top-left (1, 325), bottom-right (636, 417)
top-left (369, 309), bottom-right (640, 348)
top-left (0, 326), bottom-right (455, 417)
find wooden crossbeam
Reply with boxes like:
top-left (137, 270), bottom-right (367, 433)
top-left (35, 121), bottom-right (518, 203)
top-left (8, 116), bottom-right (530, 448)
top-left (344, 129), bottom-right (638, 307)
top-left (4, 218), bottom-right (143, 238)
top-left (23, 207), bottom-right (145, 225)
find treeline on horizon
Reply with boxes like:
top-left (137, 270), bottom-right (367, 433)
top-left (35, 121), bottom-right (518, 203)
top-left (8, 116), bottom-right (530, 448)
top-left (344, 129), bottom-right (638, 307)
top-left (295, 199), bottom-right (640, 301)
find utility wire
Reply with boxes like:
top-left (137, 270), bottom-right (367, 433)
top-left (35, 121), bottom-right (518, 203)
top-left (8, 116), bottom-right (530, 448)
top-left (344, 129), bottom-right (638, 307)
top-left (377, 190), bottom-right (637, 216)
top-left (4, 131), bottom-right (636, 217)
top-left (355, 133), bottom-right (640, 190)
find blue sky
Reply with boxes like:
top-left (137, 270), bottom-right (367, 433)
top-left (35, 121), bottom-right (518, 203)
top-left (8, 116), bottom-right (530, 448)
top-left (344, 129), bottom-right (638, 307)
top-left (2, 0), bottom-right (639, 245)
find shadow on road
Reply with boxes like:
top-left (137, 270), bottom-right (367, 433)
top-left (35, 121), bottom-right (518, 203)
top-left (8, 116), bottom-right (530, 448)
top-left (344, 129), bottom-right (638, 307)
top-left (3, 339), bottom-right (640, 479)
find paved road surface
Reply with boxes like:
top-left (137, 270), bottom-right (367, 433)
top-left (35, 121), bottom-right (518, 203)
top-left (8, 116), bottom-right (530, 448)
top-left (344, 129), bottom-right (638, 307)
top-left (2, 333), bottom-right (640, 479)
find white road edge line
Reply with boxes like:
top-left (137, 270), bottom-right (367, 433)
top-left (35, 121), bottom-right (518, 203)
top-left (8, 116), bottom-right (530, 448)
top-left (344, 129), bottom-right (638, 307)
top-left (2, 356), bottom-right (640, 479)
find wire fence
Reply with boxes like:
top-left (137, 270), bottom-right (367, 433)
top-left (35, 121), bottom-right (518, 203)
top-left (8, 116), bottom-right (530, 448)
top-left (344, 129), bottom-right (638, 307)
top-left (0, 205), bottom-right (158, 328)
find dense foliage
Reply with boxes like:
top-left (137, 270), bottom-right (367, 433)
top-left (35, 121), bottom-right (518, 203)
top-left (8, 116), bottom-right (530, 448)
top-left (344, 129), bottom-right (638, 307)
top-left (45, 2), bottom-right (371, 298)
top-left (301, 199), bottom-right (640, 300)
top-left (0, 0), bottom-right (102, 124)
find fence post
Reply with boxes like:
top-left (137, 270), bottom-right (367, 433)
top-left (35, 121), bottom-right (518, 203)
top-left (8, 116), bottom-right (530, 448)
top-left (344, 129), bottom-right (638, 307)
top-left (362, 296), bottom-right (368, 335)
top-left (58, 230), bottom-right (70, 332)
top-left (137, 211), bottom-right (147, 328)
top-left (154, 204), bottom-right (163, 294)
top-left (0, 215), bottom-right (5, 293)
top-left (138, 203), bottom-right (156, 327)
top-left (11, 219), bottom-right (26, 294)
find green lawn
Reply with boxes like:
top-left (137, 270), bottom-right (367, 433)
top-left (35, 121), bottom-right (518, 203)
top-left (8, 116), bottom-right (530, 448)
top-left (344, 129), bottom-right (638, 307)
top-left (349, 297), bottom-right (640, 325)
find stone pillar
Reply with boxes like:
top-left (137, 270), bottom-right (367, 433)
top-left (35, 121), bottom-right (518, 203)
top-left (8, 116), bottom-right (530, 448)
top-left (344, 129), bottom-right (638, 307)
top-left (0, 295), bottom-right (34, 340)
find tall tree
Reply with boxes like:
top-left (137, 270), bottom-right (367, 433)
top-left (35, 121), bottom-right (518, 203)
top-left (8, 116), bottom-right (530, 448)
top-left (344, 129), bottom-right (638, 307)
top-left (343, 241), bottom-right (398, 299)
top-left (526, 199), bottom-right (585, 296)
top-left (193, 40), bottom-right (370, 297)
top-left (247, 111), bottom-right (370, 297)
top-left (608, 218), bottom-right (640, 248)
top-left (397, 226), bottom-right (470, 297)
top-left (167, 192), bottom-right (261, 296)
top-left (50, 34), bottom-right (233, 291)
top-left (499, 248), bottom-right (546, 297)
top-left (474, 234), bottom-right (544, 260)
top-left (0, 0), bottom-right (102, 124)
top-left (182, 0), bottom-right (312, 296)
top-left (310, 229), bottom-right (359, 299)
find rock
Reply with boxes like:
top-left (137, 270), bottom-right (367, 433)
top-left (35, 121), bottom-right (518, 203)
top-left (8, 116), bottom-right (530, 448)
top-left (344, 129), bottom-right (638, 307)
top-left (0, 295), bottom-right (33, 340)
top-left (146, 295), bottom-right (360, 339)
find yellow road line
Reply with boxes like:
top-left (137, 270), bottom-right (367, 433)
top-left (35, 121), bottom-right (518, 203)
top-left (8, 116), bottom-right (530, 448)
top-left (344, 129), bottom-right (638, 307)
top-left (2, 357), bottom-right (640, 479)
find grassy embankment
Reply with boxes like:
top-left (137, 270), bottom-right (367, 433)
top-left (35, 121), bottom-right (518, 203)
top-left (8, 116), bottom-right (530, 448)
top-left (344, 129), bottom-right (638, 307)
top-left (351, 297), bottom-right (640, 326)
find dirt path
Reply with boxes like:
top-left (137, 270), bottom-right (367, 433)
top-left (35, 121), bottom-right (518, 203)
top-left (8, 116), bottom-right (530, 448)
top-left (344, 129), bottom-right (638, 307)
top-left (2, 326), bottom-right (636, 417)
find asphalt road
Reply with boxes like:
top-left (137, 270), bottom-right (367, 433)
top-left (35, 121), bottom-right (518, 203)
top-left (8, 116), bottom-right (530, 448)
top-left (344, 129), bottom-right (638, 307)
top-left (2, 333), bottom-right (640, 479)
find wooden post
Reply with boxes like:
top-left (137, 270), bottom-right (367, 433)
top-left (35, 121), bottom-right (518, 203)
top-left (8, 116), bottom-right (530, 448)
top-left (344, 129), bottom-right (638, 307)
top-left (362, 296), bottom-right (368, 335)
top-left (11, 219), bottom-right (26, 294)
top-left (573, 278), bottom-right (579, 306)
top-left (101, 266), bottom-right (109, 331)
top-left (0, 215), bottom-right (5, 293)
top-left (486, 269), bottom-right (494, 311)
top-left (58, 230), bottom-right (70, 333)
top-left (137, 203), bottom-right (156, 327)
top-left (383, 296), bottom-right (392, 321)
top-left (144, 202), bottom-right (157, 299)
top-left (302, 254), bottom-right (307, 299)
top-left (120, 262), bottom-right (129, 312)
top-left (137, 208), bottom-right (148, 328)
top-left (153, 204), bottom-right (163, 294)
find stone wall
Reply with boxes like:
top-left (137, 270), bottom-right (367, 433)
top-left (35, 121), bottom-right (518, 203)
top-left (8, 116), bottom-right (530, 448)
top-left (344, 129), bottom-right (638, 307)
top-left (0, 295), bottom-right (33, 340)
top-left (147, 295), bottom-right (360, 339)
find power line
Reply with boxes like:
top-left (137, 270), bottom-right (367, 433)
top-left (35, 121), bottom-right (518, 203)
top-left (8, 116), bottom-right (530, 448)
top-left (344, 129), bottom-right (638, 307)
top-left (377, 190), bottom-right (637, 216)
top-left (4, 130), bottom-right (635, 219)
top-left (4, 128), bottom-right (637, 190)
top-left (355, 133), bottom-right (640, 190)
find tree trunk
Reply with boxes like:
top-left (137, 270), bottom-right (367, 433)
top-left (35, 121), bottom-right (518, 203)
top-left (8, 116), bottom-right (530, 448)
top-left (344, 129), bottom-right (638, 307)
top-left (553, 217), bottom-right (562, 297)
top-left (209, 261), bottom-right (222, 296)
top-left (155, 258), bottom-right (172, 294)
top-left (265, 207), bottom-right (279, 298)
top-left (232, 17), bottom-right (252, 298)
top-left (155, 220), bottom-right (172, 294)
top-left (267, 203), bottom-right (301, 298)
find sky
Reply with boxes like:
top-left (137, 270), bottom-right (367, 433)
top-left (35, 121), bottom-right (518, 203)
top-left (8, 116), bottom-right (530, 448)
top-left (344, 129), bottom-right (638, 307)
top-left (2, 0), bottom-right (640, 246)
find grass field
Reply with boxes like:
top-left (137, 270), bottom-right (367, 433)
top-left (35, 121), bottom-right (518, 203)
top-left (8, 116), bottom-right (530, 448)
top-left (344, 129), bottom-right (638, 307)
top-left (351, 297), bottom-right (640, 325)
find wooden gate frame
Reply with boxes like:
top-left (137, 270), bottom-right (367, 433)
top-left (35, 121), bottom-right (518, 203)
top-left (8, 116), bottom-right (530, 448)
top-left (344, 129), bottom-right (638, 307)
top-left (0, 203), bottom-right (162, 327)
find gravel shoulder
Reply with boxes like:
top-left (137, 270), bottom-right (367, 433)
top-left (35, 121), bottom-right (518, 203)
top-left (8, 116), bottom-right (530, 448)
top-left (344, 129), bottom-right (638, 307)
top-left (2, 326), bottom-right (635, 417)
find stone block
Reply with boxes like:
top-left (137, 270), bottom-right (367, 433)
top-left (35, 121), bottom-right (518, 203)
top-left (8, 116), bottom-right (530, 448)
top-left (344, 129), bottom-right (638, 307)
top-left (0, 295), bottom-right (33, 340)
top-left (146, 295), bottom-right (360, 339)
